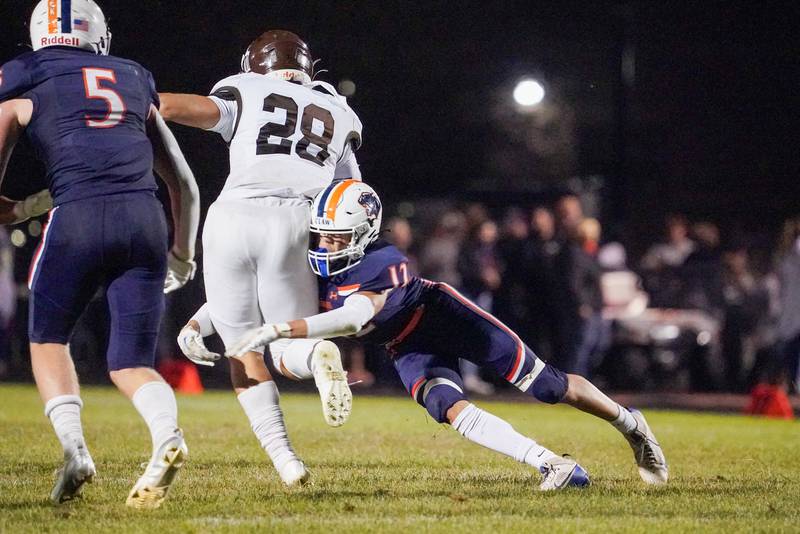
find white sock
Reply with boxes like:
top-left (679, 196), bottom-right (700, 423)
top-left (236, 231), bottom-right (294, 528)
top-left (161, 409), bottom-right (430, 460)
top-left (237, 381), bottom-right (300, 472)
top-left (44, 395), bottom-right (87, 457)
top-left (610, 404), bottom-right (638, 435)
top-left (452, 403), bottom-right (554, 470)
top-left (131, 381), bottom-right (179, 450)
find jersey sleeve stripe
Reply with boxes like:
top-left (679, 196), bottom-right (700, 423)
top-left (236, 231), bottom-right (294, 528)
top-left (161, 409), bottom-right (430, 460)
top-left (211, 85), bottom-right (243, 145)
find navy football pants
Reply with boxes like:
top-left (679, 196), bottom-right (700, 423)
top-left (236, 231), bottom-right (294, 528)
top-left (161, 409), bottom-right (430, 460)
top-left (393, 283), bottom-right (568, 421)
top-left (28, 192), bottom-right (168, 371)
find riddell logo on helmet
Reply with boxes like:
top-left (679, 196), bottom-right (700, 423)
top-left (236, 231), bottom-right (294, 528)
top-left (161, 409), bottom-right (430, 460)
top-left (41, 35), bottom-right (81, 47)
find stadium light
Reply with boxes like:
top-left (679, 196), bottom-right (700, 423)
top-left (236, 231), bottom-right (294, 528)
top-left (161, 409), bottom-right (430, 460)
top-left (513, 79), bottom-right (545, 107)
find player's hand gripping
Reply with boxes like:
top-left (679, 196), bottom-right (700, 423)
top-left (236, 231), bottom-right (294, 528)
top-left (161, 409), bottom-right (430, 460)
top-left (226, 323), bottom-right (290, 358)
top-left (164, 250), bottom-right (196, 294)
top-left (12, 189), bottom-right (52, 223)
top-left (177, 322), bottom-right (220, 367)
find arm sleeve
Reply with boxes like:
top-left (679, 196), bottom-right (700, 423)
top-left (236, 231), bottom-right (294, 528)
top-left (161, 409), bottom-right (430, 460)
top-left (190, 303), bottom-right (216, 337)
top-left (303, 293), bottom-right (377, 338)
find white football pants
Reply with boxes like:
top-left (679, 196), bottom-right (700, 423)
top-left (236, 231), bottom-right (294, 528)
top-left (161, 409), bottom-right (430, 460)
top-left (203, 197), bottom-right (319, 357)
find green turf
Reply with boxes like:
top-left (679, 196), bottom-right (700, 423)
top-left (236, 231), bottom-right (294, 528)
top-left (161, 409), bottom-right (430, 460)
top-left (0, 384), bottom-right (798, 533)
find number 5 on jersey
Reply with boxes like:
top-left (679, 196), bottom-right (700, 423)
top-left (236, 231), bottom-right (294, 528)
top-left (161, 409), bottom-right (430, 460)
top-left (83, 67), bottom-right (126, 128)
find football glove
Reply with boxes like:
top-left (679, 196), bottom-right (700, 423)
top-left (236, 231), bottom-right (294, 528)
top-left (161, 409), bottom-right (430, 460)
top-left (12, 189), bottom-right (52, 223)
top-left (164, 250), bottom-right (196, 294)
top-left (177, 324), bottom-right (220, 367)
top-left (225, 323), bottom-right (290, 358)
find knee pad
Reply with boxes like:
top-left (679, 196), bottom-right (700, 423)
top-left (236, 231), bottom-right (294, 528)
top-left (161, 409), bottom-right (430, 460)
top-left (411, 367), bottom-right (467, 423)
top-left (526, 363), bottom-right (569, 404)
top-left (269, 338), bottom-right (326, 380)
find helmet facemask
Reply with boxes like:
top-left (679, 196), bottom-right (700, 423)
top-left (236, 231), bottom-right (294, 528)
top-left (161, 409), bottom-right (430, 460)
top-left (308, 222), bottom-right (371, 277)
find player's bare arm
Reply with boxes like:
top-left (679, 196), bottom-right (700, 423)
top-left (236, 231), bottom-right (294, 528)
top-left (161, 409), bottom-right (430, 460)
top-left (146, 106), bottom-right (201, 292)
top-left (0, 99), bottom-right (52, 225)
top-left (158, 93), bottom-right (220, 129)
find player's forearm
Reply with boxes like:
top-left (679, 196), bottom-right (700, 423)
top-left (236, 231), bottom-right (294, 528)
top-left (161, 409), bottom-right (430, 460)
top-left (149, 110), bottom-right (200, 259)
top-left (159, 93), bottom-right (221, 130)
top-left (285, 294), bottom-right (378, 339)
top-left (189, 303), bottom-right (216, 337)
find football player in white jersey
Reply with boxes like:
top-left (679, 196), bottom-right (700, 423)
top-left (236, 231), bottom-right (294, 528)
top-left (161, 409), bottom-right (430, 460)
top-left (159, 31), bottom-right (361, 486)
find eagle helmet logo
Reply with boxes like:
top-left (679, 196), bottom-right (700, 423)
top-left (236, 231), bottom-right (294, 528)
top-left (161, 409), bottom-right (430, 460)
top-left (358, 192), bottom-right (381, 223)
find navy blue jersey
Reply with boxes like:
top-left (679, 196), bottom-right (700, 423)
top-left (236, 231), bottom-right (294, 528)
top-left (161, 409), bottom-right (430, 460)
top-left (319, 241), bottom-right (432, 345)
top-left (0, 47), bottom-right (160, 205)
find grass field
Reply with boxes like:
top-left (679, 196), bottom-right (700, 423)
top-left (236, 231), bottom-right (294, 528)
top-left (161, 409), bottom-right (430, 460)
top-left (1, 384), bottom-right (798, 533)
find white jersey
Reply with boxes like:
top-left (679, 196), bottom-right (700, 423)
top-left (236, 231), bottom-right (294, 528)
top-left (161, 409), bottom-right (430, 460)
top-left (206, 73), bottom-right (363, 199)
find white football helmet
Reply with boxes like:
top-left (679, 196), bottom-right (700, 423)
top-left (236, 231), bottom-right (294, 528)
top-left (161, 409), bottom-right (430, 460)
top-left (308, 180), bottom-right (383, 277)
top-left (30, 0), bottom-right (111, 56)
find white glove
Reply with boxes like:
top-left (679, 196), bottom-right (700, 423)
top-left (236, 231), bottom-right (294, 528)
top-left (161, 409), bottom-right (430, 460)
top-left (177, 324), bottom-right (220, 367)
top-left (164, 250), bottom-right (196, 294)
top-left (225, 323), bottom-right (290, 358)
top-left (12, 190), bottom-right (52, 223)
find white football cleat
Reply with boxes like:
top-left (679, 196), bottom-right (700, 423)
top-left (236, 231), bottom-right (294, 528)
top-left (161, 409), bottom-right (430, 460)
top-left (311, 341), bottom-right (352, 427)
top-left (50, 443), bottom-right (96, 504)
top-left (625, 409), bottom-right (669, 485)
top-left (538, 454), bottom-right (591, 491)
top-left (126, 429), bottom-right (188, 509)
top-left (279, 459), bottom-right (311, 487)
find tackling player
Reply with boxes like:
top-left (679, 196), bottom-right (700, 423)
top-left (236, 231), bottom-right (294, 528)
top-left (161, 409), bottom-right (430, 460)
top-left (159, 31), bottom-right (362, 486)
top-left (0, 0), bottom-right (200, 508)
top-left (214, 182), bottom-right (668, 490)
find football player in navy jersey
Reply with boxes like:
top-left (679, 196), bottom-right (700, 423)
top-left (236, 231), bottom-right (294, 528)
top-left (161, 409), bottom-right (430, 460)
top-left (0, 1), bottom-right (200, 508)
top-left (185, 181), bottom-right (668, 491)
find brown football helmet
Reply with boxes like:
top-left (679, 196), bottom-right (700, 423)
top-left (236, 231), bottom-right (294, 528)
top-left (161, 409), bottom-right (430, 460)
top-left (240, 30), bottom-right (314, 82)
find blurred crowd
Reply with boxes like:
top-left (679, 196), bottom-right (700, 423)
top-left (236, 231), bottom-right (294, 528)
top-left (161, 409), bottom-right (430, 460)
top-left (376, 196), bottom-right (800, 399)
top-left (1, 195), bottom-right (800, 402)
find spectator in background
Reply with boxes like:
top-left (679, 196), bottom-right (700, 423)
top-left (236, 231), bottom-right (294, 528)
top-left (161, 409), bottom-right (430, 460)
top-left (458, 219), bottom-right (502, 311)
top-left (776, 217), bottom-right (800, 393)
top-left (640, 214), bottom-right (696, 308)
top-left (641, 214), bottom-right (696, 271)
top-left (456, 218), bottom-right (502, 395)
top-left (494, 208), bottom-right (533, 340)
top-left (386, 216), bottom-right (418, 274)
top-left (554, 194), bottom-right (584, 241)
top-left (525, 206), bottom-right (560, 361)
top-left (0, 228), bottom-right (15, 378)
top-left (720, 246), bottom-right (772, 392)
top-left (552, 195), bottom-right (605, 376)
top-left (681, 222), bottom-right (724, 316)
top-left (419, 210), bottom-right (466, 288)
top-left (578, 218), bottom-right (601, 257)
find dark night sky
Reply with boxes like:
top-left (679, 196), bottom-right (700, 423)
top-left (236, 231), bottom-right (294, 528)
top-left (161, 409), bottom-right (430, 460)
top-left (1, 1), bottom-right (798, 244)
